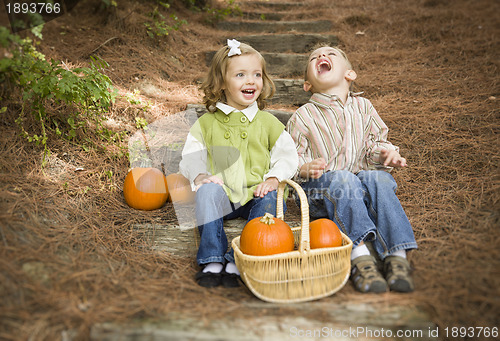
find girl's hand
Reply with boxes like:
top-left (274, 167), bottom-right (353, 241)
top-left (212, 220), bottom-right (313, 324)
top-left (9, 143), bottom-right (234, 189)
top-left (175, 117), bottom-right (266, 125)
top-left (299, 158), bottom-right (327, 179)
top-left (380, 149), bottom-right (407, 168)
top-left (194, 174), bottom-right (224, 191)
top-left (254, 177), bottom-right (279, 198)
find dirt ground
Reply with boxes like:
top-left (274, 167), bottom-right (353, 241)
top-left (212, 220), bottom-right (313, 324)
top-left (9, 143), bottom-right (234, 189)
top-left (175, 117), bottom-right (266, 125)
top-left (0, 0), bottom-right (499, 340)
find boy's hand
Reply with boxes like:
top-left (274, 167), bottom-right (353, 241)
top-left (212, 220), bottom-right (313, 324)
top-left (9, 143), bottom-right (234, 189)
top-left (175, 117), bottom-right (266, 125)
top-left (380, 149), bottom-right (407, 168)
top-left (299, 158), bottom-right (327, 179)
top-left (194, 174), bottom-right (224, 191)
top-left (254, 177), bottom-right (279, 198)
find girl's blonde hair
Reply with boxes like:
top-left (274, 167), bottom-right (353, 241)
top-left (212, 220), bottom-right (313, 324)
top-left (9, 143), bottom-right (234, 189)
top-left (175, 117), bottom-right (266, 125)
top-left (201, 42), bottom-right (275, 112)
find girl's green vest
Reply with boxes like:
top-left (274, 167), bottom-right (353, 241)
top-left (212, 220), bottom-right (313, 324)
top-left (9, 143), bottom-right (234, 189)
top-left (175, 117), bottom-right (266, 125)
top-left (191, 109), bottom-right (284, 205)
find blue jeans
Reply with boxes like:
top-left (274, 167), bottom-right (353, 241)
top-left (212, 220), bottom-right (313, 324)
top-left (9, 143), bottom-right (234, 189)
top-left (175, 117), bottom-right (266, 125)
top-left (195, 182), bottom-right (285, 266)
top-left (299, 170), bottom-right (417, 259)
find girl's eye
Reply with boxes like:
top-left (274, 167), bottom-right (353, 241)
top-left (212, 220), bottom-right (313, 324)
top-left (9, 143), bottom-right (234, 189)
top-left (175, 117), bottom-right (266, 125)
top-left (310, 56), bottom-right (318, 62)
top-left (236, 73), bottom-right (244, 77)
top-left (255, 73), bottom-right (262, 78)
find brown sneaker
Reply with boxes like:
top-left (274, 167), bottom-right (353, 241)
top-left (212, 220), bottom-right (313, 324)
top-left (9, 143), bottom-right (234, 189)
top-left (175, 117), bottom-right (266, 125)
top-left (384, 256), bottom-right (414, 293)
top-left (351, 255), bottom-right (388, 293)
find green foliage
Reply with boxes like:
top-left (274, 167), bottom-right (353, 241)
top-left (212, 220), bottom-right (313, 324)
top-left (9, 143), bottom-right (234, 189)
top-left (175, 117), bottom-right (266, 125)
top-left (203, 0), bottom-right (242, 25)
top-left (135, 117), bottom-right (148, 130)
top-left (0, 26), bottom-right (120, 163)
top-left (125, 89), bottom-right (151, 109)
top-left (101, 0), bottom-right (117, 8)
top-left (144, 6), bottom-right (187, 39)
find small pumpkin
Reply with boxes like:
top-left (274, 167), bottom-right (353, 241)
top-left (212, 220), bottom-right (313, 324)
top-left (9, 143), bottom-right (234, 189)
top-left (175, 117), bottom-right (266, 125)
top-left (309, 218), bottom-right (343, 249)
top-left (166, 173), bottom-right (194, 203)
top-left (123, 167), bottom-right (168, 210)
top-left (240, 213), bottom-right (295, 256)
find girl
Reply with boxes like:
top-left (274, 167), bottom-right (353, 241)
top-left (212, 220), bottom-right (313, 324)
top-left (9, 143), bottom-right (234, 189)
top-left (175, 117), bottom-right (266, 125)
top-left (179, 39), bottom-right (298, 288)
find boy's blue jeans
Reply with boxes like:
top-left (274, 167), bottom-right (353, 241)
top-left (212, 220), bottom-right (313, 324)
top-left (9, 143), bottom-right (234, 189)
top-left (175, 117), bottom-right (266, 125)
top-left (299, 170), bottom-right (417, 260)
top-left (195, 182), bottom-right (285, 266)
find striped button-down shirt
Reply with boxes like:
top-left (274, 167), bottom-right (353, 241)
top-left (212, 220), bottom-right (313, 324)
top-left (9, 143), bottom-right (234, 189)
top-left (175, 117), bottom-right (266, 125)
top-left (286, 92), bottom-right (398, 177)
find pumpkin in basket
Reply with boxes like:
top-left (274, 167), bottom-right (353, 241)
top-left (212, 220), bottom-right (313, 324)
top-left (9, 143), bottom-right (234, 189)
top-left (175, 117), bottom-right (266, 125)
top-left (309, 218), bottom-right (343, 249)
top-left (240, 213), bottom-right (295, 256)
top-left (166, 173), bottom-right (194, 203)
top-left (123, 167), bottom-right (168, 210)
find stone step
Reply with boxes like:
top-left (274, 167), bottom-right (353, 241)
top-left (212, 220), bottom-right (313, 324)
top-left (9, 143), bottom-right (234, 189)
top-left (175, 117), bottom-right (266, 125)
top-left (132, 215), bottom-right (302, 258)
top-left (271, 78), bottom-right (310, 106)
top-left (264, 52), bottom-right (308, 77)
top-left (90, 302), bottom-right (439, 341)
top-left (239, 11), bottom-right (285, 21)
top-left (217, 19), bottom-right (332, 33)
top-left (236, 33), bottom-right (338, 53)
top-left (237, 1), bottom-right (305, 11)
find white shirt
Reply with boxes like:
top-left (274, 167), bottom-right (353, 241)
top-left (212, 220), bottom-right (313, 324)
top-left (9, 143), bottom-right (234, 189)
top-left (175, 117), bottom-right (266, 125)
top-left (179, 102), bottom-right (298, 189)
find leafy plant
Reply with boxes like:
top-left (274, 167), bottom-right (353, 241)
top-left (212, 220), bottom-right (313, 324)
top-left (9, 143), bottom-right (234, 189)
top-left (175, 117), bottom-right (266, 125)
top-left (144, 7), bottom-right (187, 39)
top-left (135, 117), bottom-right (148, 130)
top-left (203, 0), bottom-right (242, 25)
top-left (101, 0), bottom-right (117, 8)
top-left (0, 26), bottom-right (119, 164)
top-left (125, 89), bottom-right (151, 110)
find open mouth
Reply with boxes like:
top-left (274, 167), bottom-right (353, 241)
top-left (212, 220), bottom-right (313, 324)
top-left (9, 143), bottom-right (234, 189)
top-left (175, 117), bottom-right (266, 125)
top-left (317, 59), bottom-right (332, 74)
top-left (242, 89), bottom-right (256, 98)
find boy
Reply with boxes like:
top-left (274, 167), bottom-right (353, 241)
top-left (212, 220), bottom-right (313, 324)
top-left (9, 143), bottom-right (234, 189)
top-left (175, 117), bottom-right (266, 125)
top-left (286, 45), bottom-right (417, 293)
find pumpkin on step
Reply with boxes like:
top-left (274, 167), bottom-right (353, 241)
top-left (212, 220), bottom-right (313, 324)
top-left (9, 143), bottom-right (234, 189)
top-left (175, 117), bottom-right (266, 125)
top-left (123, 167), bottom-right (168, 210)
top-left (166, 173), bottom-right (194, 203)
top-left (309, 218), bottom-right (343, 249)
top-left (240, 213), bottom-right (295, 256)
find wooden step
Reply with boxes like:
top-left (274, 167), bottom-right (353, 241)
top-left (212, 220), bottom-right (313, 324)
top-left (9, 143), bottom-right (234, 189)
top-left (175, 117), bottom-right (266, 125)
top-left (237, 1), bottom-right (305, 11)
top-left (90, 301), bottom-right (438, 341)
top-left (271, 78), bottom-right (310, 106)
top-left (217, 20), bottom-right (332, 33)
top-left (236, 33), bottom-right (338, 53)
top-left (239, 11), bottom-right (285, 21)
top-left (263, 52), bottom-right (308, 77)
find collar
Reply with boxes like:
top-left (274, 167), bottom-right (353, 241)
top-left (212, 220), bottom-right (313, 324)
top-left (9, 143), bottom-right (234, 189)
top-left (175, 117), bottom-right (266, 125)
top-left (309, 91), bottom-right (363, 108)
top-left (215, 101), bottom-right (259, 122)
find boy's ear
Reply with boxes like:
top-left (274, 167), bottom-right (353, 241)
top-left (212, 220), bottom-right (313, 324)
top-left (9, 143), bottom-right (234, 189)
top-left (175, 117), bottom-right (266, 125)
top-left (345, 70), bottom-right (357, 82)
top-left (303, 81), bottom-right (312, 92)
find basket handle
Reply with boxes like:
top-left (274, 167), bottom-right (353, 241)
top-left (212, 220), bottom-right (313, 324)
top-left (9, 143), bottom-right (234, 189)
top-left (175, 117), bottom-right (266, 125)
top-left (276, 179), bottom-right (310, 253)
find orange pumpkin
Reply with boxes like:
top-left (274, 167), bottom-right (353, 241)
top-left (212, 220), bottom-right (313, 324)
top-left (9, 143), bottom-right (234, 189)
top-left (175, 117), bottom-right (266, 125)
top-left (123, 168), bottom-right (168, 210)
top-left (240, 213), bottom-right (295, 256)
top-left (166, 173), bottom-right (194, 203)
top-left (309, 218), bottom-right (343, 249)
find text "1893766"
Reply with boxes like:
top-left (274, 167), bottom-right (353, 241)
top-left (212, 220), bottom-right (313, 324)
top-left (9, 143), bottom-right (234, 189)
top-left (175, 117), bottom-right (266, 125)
top-left (6, 2), bottom-right (61, 14)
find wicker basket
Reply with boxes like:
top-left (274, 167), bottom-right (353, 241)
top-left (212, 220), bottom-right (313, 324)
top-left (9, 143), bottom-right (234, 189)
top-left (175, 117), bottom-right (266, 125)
top-left (232, 179), bottom-right (353, 303)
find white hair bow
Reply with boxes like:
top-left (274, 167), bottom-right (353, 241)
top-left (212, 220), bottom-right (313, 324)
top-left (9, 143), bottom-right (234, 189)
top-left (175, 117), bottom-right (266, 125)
top-left (227, 39), bottom-right (241, 57)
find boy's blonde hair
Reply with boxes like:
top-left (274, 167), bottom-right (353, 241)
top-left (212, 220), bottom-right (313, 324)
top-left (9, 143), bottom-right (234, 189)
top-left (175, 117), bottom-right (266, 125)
top-left (201, 42), bottom-right (275, 111)
top-left (304, 44), bottom-right (352, 82)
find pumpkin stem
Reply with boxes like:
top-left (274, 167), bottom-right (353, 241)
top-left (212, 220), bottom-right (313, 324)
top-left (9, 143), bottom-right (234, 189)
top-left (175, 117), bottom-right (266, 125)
top-left (260, 213), bottom-right (275, 225)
